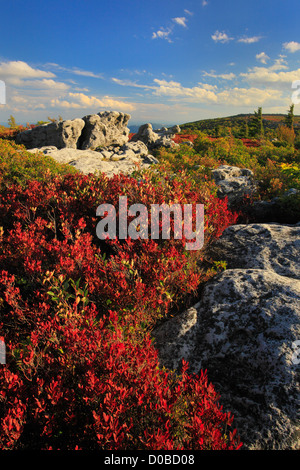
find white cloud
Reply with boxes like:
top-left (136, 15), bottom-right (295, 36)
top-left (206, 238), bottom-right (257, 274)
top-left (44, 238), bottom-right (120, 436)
top-left (46, 63), bottom-right (104, 79)
top-left (211, 31), bottom-right (233, 43)
top-left (203, 71), bottom-right (236, 80)
top-left (112, 77), bottom-right (156, 90)
top-left (152, 79), bottom-right (218, 103)
top-left (283, 41), bottom-right (300, 53)
top-left (202, 0), bottom-right (208, 6)
top-left (217, 87), bottom-right (282, 106)
top-left (152, 28), bottom-right (173, 43)
top-left (238, 36), bottom-right (261, 44)
top-left (256, 52), bottom-right (270, 64)
top-left (240, 65), bottom-right (300, 85)
top-left (65, 92), bottom-right (136, 111)
top-left (184, 9), bottom-right (193, 15)
top-left (173, 17), bottom-right (188, 28)
top-left (0, 60), bottom-right (55, 81)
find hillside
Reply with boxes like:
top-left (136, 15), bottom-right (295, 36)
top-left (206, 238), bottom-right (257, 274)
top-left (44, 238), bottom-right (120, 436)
top-left (180, 113), bottom-right (300, 134)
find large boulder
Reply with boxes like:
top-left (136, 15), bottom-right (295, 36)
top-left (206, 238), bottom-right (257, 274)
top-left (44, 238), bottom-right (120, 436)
top-left (16, 118), bottom-right (85, 149)
top-left (153, 222), bottom-right (300, 450)
top-left (27, 141), bottom-right (158, 178)
top-left (212, 165), bottom-right (258, 207)
top-left (15, 111), bottom-right (131, 150)
top-left (131, 123), bottom-right (180, 150)
top-left (78, 111), bottom-right (131, 149)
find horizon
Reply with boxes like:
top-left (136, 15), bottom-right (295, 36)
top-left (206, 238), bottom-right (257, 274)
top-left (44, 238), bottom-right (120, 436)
top-left (0, 0), bottom-right (300, 125)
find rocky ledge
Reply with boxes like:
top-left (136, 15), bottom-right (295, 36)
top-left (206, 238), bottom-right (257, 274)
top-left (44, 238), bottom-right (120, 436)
top-left (153, 222), bottom-right (300, 450)
top-left (28, 141), bottom-right (158, 177)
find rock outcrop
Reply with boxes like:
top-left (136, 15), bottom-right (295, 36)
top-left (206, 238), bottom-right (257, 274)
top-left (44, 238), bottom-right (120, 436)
top-left (16, 118), bottom-right (86, 149)
top-left (153, 222), bottom-right (300, 450)
top-left (28, 141), bottom-right (158, 178)
top-left (130, 123), bottom-right (180, 150)
top-left (78, 111), bottom-right (131, 150)
top-left (212, 165), bottom-right (258, 207)
top-left (16, 111), bottom-right (131, 150)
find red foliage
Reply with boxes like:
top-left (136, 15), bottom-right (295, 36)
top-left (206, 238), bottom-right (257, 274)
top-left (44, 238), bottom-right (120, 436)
top-left (241, 138), bottom-right (261, 148)
top-left (0, 124), bottom-right (36, 141)
top-left (172, 134), bottom-right (199, 144)
top-left (0, 171), bottom-right (241, 450)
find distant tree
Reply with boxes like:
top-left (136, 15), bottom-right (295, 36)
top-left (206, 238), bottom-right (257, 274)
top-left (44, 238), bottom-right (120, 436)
top-left (8, 115), bottom-right (17, 128)
top-left (284, 104), bottom-right (294, 129)
top-left (250, 107), bottom-right (264, 138)
top-left (214, 125), bottom-right (220, 138)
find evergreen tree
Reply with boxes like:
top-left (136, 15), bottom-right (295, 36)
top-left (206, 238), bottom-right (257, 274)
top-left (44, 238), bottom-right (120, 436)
top-left (250, 107), bottom-right (264, 138)
top-left (284, 104), bottom-right (294, 129)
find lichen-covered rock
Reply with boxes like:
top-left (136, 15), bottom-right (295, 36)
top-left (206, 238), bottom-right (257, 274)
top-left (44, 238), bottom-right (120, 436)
top-left (78, 111), bottom-right (131, 149)
top-left (16, 118), bottom-right (85, 149)
top-left (212, 165), bottom-right (257, 206)
top-left (28, 141), bottom-right (158, 178)
top-left (15, 111), bottom-right (131, 150)
top-left (131, 123), bottom-right (180, 149)
top-left (153, 222), bottom-right (300, 450)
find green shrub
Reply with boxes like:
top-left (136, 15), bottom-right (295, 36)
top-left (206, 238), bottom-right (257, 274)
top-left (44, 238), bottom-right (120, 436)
top-left (0, 139), bottom-right (78, 189)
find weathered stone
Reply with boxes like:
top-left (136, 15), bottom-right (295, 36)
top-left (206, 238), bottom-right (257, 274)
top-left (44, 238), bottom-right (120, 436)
top-left (78, 111), bottom-right (131, 150)
top-left (153, 222), bottom-right (300, 450)
top-left (131, 123), bottom-right (180, 149)
top-left (212, 165), bottom-right (258, 206)
top-left (28, 141), bottom-right (158, 178)
top-left (15, 111), bottom-right (131, 151)
top-left (16, 118), bottom-right (85, 149)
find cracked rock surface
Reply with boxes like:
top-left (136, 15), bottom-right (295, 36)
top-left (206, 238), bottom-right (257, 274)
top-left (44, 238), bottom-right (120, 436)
top-left (153, 223), bottom-right (300, 450)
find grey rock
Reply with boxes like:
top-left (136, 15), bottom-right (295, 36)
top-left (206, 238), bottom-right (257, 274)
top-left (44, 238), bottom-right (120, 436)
top-left (79, 111), bottom-right (131, 150)
top-left (15, 111), bottom-right (131, 151)
top-left (27, 140), bottom-right (157, 177)
top-left (130, 123), bottom-right (160, 148)
top-left (153, 222), bottom-right (300, 450)
top-left (131, 123), bottom-right (180, 150)
top-left (16, 118), bottom-right (85, 149)
top-left (212, 165), bottom-right (258, 206)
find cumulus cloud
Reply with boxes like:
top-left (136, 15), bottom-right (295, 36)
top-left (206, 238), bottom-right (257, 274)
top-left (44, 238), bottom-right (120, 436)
top-left (211, 31), bottom-right (233, 43)
top-left (256, 52), bottom-right (270, 64)
top-left (152, 28), bottom-right (173, 43)
top-left (283, 41), bottom-right (300, 53)
top-left (152, 12), bottom-right (191, 42)
top-left (173, 17), bottom-right (188, 28)
top-left (61, 92), bottom-right (136, 111)
top-left (0, 60), bottom-right (55, 80)
top-left (240, 65), bottom-right (300, 85)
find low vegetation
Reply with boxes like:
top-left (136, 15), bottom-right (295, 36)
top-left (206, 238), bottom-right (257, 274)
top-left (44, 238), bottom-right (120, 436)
top-left (0, 108), bottom-right (299, 450)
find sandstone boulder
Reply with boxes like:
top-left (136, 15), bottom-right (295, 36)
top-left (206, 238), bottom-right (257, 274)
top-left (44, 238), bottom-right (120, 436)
top-left (131, 123), bottom-right (180, 150)
top-left (16, 111), bottom-right (131, 150)
top-left (16, 118), bottom-right (85, 149)
top-left (78, 111), bottom-right (131, 149)
top-left (212, 165), bottom-right (258, 207)
top-left (28, 141), bottom-right (158, 178)
top-left (153, 222), bottom-right (300, 450)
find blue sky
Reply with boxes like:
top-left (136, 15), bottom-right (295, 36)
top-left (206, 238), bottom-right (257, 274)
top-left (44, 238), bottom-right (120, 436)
top-left (0, 0), bottom-right (300, 127)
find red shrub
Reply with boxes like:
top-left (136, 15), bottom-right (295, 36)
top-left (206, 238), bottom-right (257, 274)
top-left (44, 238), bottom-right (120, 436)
top-left (0, 171), bottom-right (241, 450)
